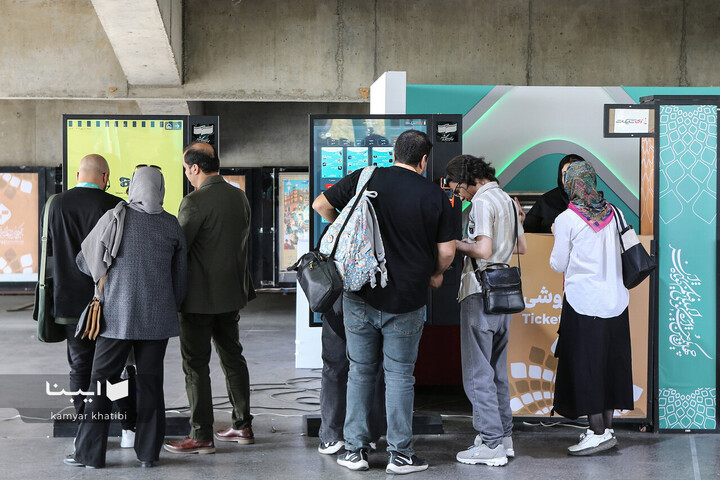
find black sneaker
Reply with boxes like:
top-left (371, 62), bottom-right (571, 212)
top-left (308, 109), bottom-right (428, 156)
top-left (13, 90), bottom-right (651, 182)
top-left (386, 451), bottom-right (429, 474)
top-left (337, 449), bottom-right (369, 471)
top-left (318, 440), bottom-right (345, 455)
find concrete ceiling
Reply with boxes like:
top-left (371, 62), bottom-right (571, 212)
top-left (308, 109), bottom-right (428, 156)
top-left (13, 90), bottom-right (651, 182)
top-left (90, 0), bottom-right (182, 87)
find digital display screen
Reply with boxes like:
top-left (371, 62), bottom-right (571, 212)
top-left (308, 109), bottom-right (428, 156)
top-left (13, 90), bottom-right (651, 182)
top-left (310, 116), bottom-right (429, 324)
top-left (0, 172), bottom-right (39, 283)
top-left (604, 105), bottom-right (656, 137)
top-left (65, 117), bottom-right (186, 216)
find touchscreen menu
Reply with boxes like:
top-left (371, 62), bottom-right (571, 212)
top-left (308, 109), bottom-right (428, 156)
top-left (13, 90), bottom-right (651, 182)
top-left (310, 116), bottom-right (429, 324)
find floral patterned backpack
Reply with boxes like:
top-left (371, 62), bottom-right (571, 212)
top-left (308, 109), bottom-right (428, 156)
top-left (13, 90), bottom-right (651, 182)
top-left (319, 166), bottom-right (388, 292)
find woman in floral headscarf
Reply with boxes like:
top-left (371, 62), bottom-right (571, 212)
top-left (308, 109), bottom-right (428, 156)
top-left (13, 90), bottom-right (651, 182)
top-left (549, 161), bottom-right (633, 456)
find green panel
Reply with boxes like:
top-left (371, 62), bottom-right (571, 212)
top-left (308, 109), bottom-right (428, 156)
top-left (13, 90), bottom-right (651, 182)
top-left (504, 154), bottom-right (639, 229)
top-left (657, 104), bottom-right (717, 430)
top-left (622, 87), bottom-right (720, 104)
top-left (406, 85), bottom-right (494, 116)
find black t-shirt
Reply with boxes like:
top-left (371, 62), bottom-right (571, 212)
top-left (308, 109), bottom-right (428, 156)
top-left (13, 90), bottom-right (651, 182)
top-left (47, 187), bottom-right (123, 318)
top-left (323, 166), bottom-right (455, 314)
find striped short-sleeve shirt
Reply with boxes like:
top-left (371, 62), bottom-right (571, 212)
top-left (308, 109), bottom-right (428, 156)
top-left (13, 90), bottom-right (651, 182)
top-left (458, 182), bottom-right (524, 303)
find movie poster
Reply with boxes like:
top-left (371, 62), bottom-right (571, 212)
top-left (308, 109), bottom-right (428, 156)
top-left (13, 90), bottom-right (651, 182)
top-left (278, 173), bottom-right (309, 274)
top-left (0, 172), bottom-right (39, 282)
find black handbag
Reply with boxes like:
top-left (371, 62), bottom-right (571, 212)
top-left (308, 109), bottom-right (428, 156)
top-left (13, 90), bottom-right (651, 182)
top-left (288, 251), bottom-right (343, 314)
top-left (472, 201), bottom-right (525, 315)
top-left (611, 205), bottom-right (656, 289)
top-left (33, 194), bottom-right (65, 343)
top-left (288, 173), bottom-right (375, 313)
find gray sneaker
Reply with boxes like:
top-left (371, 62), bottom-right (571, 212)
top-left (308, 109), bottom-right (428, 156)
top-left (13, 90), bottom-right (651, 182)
top-left (456, 443), bottom-right (508, 466)
top-left (502, 436), bottom-right (514, 457)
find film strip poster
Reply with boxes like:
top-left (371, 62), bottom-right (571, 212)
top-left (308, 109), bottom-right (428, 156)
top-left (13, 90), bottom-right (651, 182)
top-left (0, 172), bottom-right (39, 282)
top-left (657, 104), bottom-right (717, 430)
top-left (66, 119), bottom-right (185, 216)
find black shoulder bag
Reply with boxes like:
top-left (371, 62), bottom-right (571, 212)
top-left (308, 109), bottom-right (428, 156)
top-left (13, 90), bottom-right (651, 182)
top-left (471, 201), bottom-right (526, 315)
top-left (288, 170), bottom-right (377, 313)
top-left (33, 194), bottom-right (66, 343)
top-left (610, 204), bottom-right (655, 289)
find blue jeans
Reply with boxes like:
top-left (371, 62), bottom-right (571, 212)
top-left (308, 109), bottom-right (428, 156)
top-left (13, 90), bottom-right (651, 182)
top-left (342, 292), bottom-right (425, 456)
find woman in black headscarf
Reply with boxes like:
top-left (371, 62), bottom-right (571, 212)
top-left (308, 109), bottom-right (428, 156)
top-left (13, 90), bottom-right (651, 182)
top-left (523, 154), bottom-right (585, 233)
top-left (66, 167), bottom-right (187, 469)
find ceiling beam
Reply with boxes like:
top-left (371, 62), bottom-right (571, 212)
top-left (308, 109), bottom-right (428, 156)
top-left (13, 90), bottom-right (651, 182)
top-left (91, 0), bottom-right (182, 86)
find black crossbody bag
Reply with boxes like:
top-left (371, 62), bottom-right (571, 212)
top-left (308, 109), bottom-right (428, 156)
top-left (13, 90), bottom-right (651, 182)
top-left (471, 201), bottom-right (525, 315)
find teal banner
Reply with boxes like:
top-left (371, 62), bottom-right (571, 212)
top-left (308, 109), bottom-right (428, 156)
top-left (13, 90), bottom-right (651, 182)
top-left (657, 104), bottom-right (717, 430)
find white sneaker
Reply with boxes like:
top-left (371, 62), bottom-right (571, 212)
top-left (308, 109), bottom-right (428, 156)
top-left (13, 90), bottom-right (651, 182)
top-left (456, 443), bottom-right (508, 466)
top-left (121, 429), bottom-right (135, 448)
top-left (568, 429), bottom-right (616, 456)
top-left (502, 436), bottom-right (514, 458)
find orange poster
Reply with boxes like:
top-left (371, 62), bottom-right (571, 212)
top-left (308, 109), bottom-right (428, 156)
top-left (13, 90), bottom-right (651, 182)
top-left (0, 172), bottom-right (39, 282)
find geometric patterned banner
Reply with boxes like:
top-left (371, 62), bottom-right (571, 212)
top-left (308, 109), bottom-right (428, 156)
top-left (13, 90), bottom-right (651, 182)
top-left (657, 104), bottom-right (717, 430)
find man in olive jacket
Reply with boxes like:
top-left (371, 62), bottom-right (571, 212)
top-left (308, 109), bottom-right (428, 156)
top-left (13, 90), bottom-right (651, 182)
top-left (164, 142), bottom-right (256, 455)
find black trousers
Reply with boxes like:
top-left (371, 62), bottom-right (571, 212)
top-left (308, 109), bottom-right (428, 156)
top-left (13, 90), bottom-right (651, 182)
top-left (319, 299), bottom-right (386, 444)
top-left (74, 337), bottom-right (168, 468)
top-left (64, 326), bottom-right (135, 429)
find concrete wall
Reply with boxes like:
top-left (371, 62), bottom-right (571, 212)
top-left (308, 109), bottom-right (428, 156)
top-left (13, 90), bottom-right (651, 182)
top-left (0, 0), bottom-right (128, 99)
top-left (3, 0), bottom-right (720, 101)
top-left (204, 101), bottom-right (368, 167)
top-left (2, 0), bottom-right (720, 167)
top-left (0, 100), bottom-right (140, 167)
top-left (0, 99), bottom-right (361, 168)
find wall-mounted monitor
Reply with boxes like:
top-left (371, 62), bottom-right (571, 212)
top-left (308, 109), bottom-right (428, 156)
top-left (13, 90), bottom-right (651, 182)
top-left (604, 104), bottom-right (656, 137)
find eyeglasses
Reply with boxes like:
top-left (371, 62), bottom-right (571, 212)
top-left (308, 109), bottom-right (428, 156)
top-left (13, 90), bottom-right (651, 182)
top-left (452, 183), bottom-right (466, 197)
top-left (134, 164), bottom-right (162, 172)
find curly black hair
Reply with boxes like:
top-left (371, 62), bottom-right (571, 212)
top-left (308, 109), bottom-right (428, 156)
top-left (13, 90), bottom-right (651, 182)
top-left (445, 154), bottom-right (498, 186)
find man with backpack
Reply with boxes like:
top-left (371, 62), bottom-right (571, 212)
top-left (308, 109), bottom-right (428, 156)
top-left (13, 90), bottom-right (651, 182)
top-left (312, 129), bottom-right (456, 474)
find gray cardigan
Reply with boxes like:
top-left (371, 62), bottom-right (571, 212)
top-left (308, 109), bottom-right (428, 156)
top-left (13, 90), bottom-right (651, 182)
top-left (77, 208), bottom-right (187, 340)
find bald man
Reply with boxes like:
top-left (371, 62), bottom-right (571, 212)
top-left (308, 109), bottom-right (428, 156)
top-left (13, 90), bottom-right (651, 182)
top-left (165, 142), bottom-right (256, 455)
top-left (45, 155), bottom-right (129, 444)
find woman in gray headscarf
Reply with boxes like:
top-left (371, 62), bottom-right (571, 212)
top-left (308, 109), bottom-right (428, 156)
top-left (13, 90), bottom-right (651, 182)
top-left (67, 167), bottom-right (187, 469)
